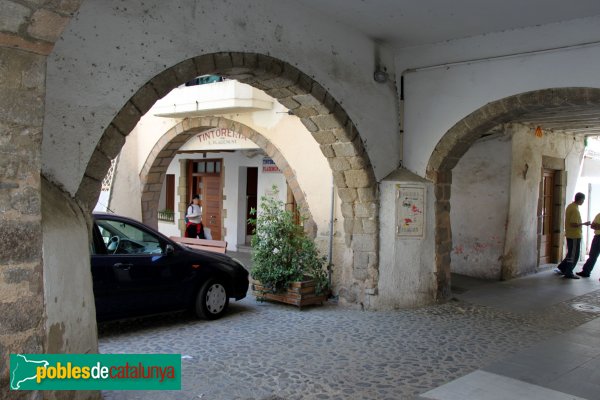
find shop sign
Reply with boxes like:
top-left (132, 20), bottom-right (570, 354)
top-left (196, 128), bottom-right (251, 146)
top-left (262, 157), bottom-right (280, 173)
top-left (178, 128), bottom-right (259, 151)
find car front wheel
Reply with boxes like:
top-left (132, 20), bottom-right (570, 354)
top-left (195, 279), bottom-right (229, 320)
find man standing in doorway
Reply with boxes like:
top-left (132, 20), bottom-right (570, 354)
top-left (556, 192), bottom-right (590, 279)
top-left (576, 211), bottom-right (600, 278)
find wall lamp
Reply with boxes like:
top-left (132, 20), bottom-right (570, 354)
top-left (373, 67), bottom-right (388, 83)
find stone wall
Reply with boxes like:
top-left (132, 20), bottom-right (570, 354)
top-left (0, 2), bottom-right (101, 398)
top-left (0, 45), bottom-right (46, 399)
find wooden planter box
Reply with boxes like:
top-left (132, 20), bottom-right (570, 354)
top-left (252, 279), bottom-right (328, 309)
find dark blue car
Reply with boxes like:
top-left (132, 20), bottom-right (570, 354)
top-left (91, 213), bottom-right (249, 321)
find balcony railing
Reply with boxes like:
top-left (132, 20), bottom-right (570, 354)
top-left (158, 209), bottom-right (175, 222)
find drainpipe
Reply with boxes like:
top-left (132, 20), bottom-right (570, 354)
top-left (328, 175), bottom-right (335, 288)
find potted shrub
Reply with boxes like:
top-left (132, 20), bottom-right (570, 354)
top-left (249, 186), bottom-right (329, 308)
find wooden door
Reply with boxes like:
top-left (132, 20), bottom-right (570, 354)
top-left (202, 176), bottom-right (222, 240)
top-left (539, 169), bottom-right (555, 264)
top-left (246, 167), bottom-right (258, 236)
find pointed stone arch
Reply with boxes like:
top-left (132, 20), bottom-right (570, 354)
top-left (426, 87), bottom-right (600, 300)
top-left (84, 52), bottom-right (380, 303)
top-left (139, 116), bottom-right (316, 235)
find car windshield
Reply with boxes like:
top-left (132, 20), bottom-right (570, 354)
top-left (96, 219), bottom-right (163, 255)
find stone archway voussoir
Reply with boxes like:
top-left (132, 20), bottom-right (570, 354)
top-left (150, 69), bottom-right (180, 98)
top-left (76, 176), bottom-right (102, 210)
top-left (131, 83), bottom-right (161, 116)
top-left (97, 125), bottom-right (126, 159)
top-left (112, 102), bottom-right (142, 137)
top-left (172, 59), bottom-right (199, 83)
top-left (192, 54), bottom-right (217, 75)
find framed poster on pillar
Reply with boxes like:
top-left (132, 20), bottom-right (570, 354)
top-left (395, 185), bottom-right (425, 239)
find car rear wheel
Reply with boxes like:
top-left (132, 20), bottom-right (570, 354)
top-left (195, 279), bottom-right (229, 320)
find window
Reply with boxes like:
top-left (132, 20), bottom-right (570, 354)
top-left (96, 219), bottom-right (162, 255)
top-left (166, 174), bottom-right (175, 211)
top-left (158, 174), bottom-right (175, 222)
top-left (192, 160), bottom-right (222, 176)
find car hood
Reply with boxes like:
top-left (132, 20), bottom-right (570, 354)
top-left (179, 244), bottom-right (244, 267)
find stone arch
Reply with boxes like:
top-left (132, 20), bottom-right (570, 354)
top-left (139, 116), bottom-right (316, 235)
top-left (82, 52), bottom-right (380, 301)
top-left (426, 87), bottom-right (600, 300)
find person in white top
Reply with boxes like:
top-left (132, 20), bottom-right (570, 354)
top-left (185, 195), bottom-right (205, 239)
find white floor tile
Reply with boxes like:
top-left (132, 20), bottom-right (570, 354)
top-left (421, 370), bottom-right (586, 400)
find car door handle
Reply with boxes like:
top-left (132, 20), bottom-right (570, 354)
top-left (113, 263), bottom-right (132, 270)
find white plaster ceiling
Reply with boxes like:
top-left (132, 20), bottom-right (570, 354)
top-left (296, 0), bottom-right (600, 48)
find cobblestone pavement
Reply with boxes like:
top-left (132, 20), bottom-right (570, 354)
top-left (99, 284), bottom-right (600, 400)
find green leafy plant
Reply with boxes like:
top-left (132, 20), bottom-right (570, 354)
top-left (249, 186), bottom-right (328, 295)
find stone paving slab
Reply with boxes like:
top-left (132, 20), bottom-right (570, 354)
top-left (419, 370), bottom-right (587, 400)
top-left (99, 287), bottom-right (600, 400)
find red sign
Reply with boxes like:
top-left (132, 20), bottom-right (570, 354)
top-left (262, 158), bottom-right (280, 173)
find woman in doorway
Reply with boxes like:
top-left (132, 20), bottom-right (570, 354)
top-left (185, 195), bottom-right (205, 239)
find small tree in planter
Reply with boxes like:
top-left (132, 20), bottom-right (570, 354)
top-left (249, 186), bottom-right (329, 307)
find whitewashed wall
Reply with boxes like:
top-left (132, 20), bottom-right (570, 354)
top-left (106, 124), bottom-right (143, 222)
top-left (449, 124), bottom-right (584, 279)
top-left (401, 42), bottom-right (600, 177)
top-left (223, 100), bottom-right (341, 242)
top-left (42, 179), bottom-right (98, 354)
top-left (451, 134), bottom-right (511, 279)
top-left (43, 0), bottom-right (399, 197)
top-left (504, 124), bottom-right (585, 276)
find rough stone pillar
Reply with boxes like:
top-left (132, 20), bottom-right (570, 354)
top-left (0, 31), bottom-right (98, 400)
top-left (374, 169), bottom-right (437, 309)
top-left (0, 45), bottom-right (47, 398)
top-left (434, 171), bottom-right (453, 301)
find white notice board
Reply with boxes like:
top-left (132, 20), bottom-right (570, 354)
top-left (396, 185), bottom-right (425, 239)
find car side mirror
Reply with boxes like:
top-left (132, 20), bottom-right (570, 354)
top-left (164, 244), bottom-right (175, 256)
